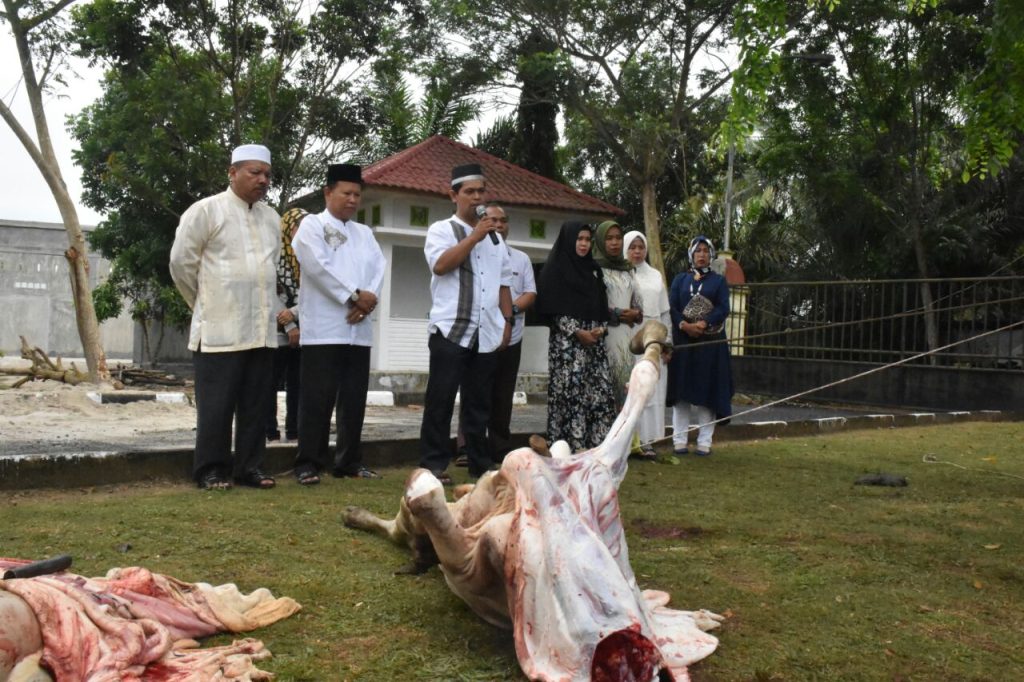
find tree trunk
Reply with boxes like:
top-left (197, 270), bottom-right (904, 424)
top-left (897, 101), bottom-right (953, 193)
top-left (910, 217), bottom-right (940, 365)
top-left (2, 0), bottom-right (109, 383)
top-left (640, 179), bottom-right (667, 283)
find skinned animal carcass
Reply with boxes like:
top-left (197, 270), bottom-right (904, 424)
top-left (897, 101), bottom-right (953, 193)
top-left (345, 321), bottom-right (723, 681)
top-left (0, 562), bottom-right (300, 681)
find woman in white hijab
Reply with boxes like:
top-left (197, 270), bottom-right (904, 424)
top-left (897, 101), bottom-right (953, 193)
top-left (623, 230), bottom-right (671, 458)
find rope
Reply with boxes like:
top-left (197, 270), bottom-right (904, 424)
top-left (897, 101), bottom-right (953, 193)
top-left (921, 453), bottom-right (1024, 481)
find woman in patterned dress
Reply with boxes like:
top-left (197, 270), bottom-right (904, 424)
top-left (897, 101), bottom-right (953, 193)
top-left (265, 207), bottom-right (305, 442)
top-left (536, 221), bottom-right (617, 452)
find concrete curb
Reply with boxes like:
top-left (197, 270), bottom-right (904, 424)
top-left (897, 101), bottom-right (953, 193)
top-left (1, 410), bottom-right (1020, 491)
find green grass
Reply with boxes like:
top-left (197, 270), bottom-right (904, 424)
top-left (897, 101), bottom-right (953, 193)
top-left (3, 422), bottom-right (1023, 681)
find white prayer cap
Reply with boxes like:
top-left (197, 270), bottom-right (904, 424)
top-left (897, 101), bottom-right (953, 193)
top-left (231, 144), bottom-right (272, 165)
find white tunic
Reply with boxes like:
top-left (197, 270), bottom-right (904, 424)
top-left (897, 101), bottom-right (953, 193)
top-left (291, 211), bottom-right (385, 347)
top-left (633, 261), bottom-right (671, 444)
top-left (507, 246), bottom-right (537, 346)
top-left (424, 215), bottom-right (513, 353)
top-left (169, 189), bottom-right (281, 352)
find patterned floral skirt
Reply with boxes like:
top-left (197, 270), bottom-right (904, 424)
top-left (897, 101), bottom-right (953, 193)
top-left (546, 316), bottom-right (617, 452)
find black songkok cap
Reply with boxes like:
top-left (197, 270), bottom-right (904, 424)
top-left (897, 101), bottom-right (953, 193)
top-left (451, 163), bottom-right (485, 187)
top-left (327, 163), bottom-right (362, 185)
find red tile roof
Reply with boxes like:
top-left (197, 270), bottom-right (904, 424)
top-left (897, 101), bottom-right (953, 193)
top-left (363, 135), bottom-right (624, 216)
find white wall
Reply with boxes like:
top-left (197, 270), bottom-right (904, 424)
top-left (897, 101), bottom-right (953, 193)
top-left (364, 189), bottom-right (611, 374)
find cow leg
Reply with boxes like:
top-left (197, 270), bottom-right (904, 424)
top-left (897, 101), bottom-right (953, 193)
top-left (344, 474), bottom-right (441, 575)
top-left (404, 470), bottom-right (477, 574)
top-left (343, 505), bottom-right (401, 542)
top-left (592, 320), bottom-right (670, 482)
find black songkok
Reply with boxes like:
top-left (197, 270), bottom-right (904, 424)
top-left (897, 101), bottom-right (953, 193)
top-left (451, 163), bottom-right (485, 187)
top-left (327, 163), bottom-right (362, 185)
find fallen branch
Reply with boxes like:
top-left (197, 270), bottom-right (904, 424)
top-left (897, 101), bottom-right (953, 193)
top-left (0, 336), bottom-right (89, 387)
top-left (113, 365), bottom-right (187, 387)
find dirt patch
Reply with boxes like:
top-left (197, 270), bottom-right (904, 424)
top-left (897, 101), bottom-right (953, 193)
top-left (630, 519), bottom-right (707, 540)
top-left (0, 381), bottom-right (198, 455)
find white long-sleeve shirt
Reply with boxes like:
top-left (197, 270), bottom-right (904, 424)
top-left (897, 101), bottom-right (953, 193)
top-left (169, 189), bottom-right (281, 352)
top-left (292, 210), bottom-right (386, 347)
top-left (424, 215), bottom-right (512, 353)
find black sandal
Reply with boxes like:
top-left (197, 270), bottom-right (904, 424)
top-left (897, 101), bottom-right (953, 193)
top-left (198, 470), bottom-right (232, 490)
top-left (295, 466), bottom-right (321, 486)
top-left (235, 469), bottom-right (276, 489)
top-left (334, 467), bottom-right (381, 479)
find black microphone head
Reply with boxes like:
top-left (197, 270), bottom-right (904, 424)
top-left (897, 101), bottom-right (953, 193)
top-left (476, 204), bottom-right (499, 243)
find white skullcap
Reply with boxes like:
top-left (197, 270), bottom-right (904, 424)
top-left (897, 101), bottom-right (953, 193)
top-left (231, 144), bottom-right (272, 165)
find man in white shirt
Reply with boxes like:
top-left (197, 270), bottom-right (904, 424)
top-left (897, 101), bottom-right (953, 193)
top-left (481, 202), bottom-right (536, 461)
top-left (455, 202), bottom-right (537, 466)
top-left (419, 163), bottom-right (514, 483)
top-left (290, 163), bottom-right (386, 485)
top-left (169, 144), bottom-right (281, 491)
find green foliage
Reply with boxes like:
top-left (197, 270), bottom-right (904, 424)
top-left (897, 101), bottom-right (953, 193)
top-left (362, 54), bottom-right (488, 158)
top-left (92, 266), bottom-right (190, 364)
top-left (472, 114), bottom-right (517, 158)
top-left (725, 0), bottom-right (1024, 282)
top-left (960, 0), bottom-right (1024, 180)
top-left (729, 0), bottom-right (1023, 183)
top-left (436, 0), bottom-right (738, 274)
top-left (70, 0), bottom-right (438, 329)
top-left (507, 29), bottom-right (562, 180)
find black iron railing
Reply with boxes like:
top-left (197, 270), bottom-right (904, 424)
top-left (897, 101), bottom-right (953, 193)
top-left (731, 277), bottom-right (1024, 370)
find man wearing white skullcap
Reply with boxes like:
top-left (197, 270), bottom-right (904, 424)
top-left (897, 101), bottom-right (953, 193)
top-left (169, 143), bottom-right (282, 491)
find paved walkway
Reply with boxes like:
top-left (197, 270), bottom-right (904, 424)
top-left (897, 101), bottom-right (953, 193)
top-left (3, 394), bottom-right (1015, 491)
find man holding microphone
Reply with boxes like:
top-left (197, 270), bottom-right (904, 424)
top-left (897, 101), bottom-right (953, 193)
top-left (418, 163), bottom-right (513, 484)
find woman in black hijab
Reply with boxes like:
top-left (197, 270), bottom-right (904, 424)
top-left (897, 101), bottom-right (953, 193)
top-left (536, 221), bottom-right (617, 451)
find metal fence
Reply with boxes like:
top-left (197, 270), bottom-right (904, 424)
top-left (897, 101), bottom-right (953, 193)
top-left (733, 276), bottom-right (1024, 370)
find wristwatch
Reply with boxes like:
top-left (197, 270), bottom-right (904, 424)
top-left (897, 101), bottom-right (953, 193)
top-left (349, 288), bottom-right (361, 303)
top-left (511, 304), bottom-right (521, 316)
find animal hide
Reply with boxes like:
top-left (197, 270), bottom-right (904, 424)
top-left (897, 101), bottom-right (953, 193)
top-left (346, 321), bottom-right (722, 681)
top-left (0, 561), bottom-right (300, 681)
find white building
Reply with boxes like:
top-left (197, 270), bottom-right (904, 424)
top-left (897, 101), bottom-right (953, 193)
top-left (304, 135), bottom-right (624, 376)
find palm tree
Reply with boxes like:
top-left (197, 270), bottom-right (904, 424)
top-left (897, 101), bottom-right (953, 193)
top-left (366, 71), bottom-right (479, 157)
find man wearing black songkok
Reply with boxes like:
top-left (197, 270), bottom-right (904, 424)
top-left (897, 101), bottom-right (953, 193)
top-left (290, 163), bottom-right (387, 485)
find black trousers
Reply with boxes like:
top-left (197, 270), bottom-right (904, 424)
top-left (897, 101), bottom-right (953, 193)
top-left (192, 347), bottom-right (274, 481)
top-left (295, 344), bottom-right (371, 475)
top-left (419, 332), bottom-right (498, 477)
top-left (265, 345), bottom-right (300, 438)
top-left (458, 340), bottom-right (522, 462)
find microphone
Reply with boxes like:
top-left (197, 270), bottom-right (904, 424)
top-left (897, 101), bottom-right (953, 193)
top-left (476, 204), bottom-right (500, 245)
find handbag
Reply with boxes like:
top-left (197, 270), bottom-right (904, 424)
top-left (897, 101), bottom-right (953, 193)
top-left (682, 292), bottom-right (723, 335)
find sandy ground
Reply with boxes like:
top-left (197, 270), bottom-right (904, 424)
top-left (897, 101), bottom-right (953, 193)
top-left (0, 372), bottom-right (541, 457)
top-left (0, 358), bottom-right (896, 458)
top-left (0, 378), bottom-right (201, 455)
